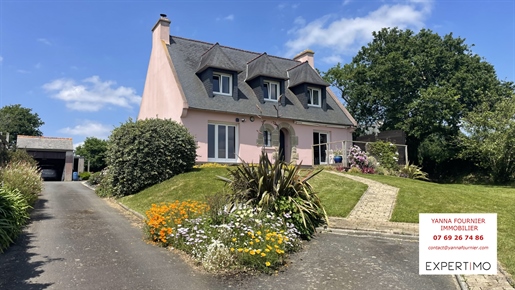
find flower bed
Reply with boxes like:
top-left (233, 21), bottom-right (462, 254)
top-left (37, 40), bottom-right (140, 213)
top-left (145, 201), bottom-right (301, 273)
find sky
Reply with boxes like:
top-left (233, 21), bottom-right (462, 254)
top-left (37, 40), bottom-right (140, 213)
top-left (0, 0), bottom-right (514, 148)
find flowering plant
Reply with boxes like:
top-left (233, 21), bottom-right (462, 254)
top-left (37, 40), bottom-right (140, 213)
top-left (347, 145), bottom-right (373, 173)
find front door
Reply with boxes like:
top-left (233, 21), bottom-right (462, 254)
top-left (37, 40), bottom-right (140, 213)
top-left (279, 130), bottom-right (286, 161)
top-left (313, 132), bottom-right (328, 165)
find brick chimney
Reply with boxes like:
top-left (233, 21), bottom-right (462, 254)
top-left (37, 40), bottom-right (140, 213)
top-left (293, 49), bottom-right (315, 68)
top-left (152, 14), bottom-right (171, 45)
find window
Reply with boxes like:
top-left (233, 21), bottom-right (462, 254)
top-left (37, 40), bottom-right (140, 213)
top-left (307, 87), bottom-right (321, 107)
top-left (263, 81), bottom-right (280, 101)
top-left (263, 130), bottom-right (271, 147)
top-left (208, 123), bottom-right (237, 161)
top-left (313, 132), bottom-right (329, 165)
top-left (212, 73), bottom-right (232, 95)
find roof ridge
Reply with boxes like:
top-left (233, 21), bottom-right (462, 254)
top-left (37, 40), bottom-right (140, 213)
top-left (247, 52), bottom-right (267, 64)
top-left (171, 35), bottom-right (298, 62)
top-left (287, 60), bottom-right (308, 71)
top-left (200, 42), bottom-right (220, 57)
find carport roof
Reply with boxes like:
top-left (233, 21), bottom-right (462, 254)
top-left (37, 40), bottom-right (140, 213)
top-left (16, 135), bottom-right (73, 151)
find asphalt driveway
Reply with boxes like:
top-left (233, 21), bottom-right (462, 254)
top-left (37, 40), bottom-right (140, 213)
top-left (0, 182), bottom-right (459, 289)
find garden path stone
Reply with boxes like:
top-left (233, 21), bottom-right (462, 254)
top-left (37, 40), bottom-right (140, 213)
top-left (325, 171), bottom-right (514, 290)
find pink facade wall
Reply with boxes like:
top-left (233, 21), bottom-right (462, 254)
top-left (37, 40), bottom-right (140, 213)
top-left (183, 109), bottom-right (353, 166)
top-left (138, 21), bottom-right (186, 122)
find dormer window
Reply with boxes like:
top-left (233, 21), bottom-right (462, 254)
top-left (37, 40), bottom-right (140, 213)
top-left (213, 73), bottom-right (232, 95)
top-left (307, 87), bottom-right (321, 107)
top-left (264, 81), bottom-right (280, 101)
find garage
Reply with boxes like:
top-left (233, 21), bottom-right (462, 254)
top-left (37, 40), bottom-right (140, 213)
top-left (16, 136), bottom-right (74, 181)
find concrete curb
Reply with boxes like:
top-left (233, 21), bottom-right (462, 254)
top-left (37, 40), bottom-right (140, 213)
top-left (80, 181), bottom-right (145, 221)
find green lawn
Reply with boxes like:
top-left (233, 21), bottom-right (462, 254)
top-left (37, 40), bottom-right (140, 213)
top-left (309, 171), bottom-right (368, 217)
top-left (118, 168), bottom-right (515, 279)
top-left (118, 168), bottom-right (368, 218)
top-left (349, 173), bottom-right (515, 279)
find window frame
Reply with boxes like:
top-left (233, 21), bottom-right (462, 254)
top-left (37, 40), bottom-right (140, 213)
top-left (263, 80), bottom-right (280, 102)
top-left (263, 130), bottom-right (272, 147)
top-left (307, 87), bottom-right (322, 107)
top-left (212, 73), bottom-right (232, 96)
top-left (207, 122), bottom-right (238, 162)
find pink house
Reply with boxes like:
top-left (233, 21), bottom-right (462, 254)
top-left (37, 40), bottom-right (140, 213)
top-left (138, 14), bottom-right (357, 166)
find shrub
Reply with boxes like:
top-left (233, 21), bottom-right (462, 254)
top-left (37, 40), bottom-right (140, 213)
top-left (348, 145), bottom-right (373, 172)
top-left (7, 149), bottom-right (37, 167)
top-left (95, 168), bottom-right (114, 197)
top-left (0, 187), bottom-right (31, 253)
top-left (106, 118), bottom-right (197, 196)
top-left (399, 163), bottom-right (429, 180)
top-left (0, 161), bottom-right (42, 204)
top-left (218, 152), bottom-right (327, 239)
top-left (367, 141), bottom-right (400, 171)
top-left (347, 166), bottom-right (362, 174)
top-left (87, 172), bottom-right (102, 186)
top-left (79, 172), bottom-right (91, 180)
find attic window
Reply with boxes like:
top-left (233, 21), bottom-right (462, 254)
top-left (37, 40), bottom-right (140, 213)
top-left (213, 73), bottom-right (232, 95)
top-left (263, 81), bottom-right (279, 101)
top-left (307, 87), bottom-right (321, 107)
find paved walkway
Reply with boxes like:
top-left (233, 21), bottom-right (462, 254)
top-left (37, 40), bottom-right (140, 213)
top-left (325, 171), bottom-right (514, 290)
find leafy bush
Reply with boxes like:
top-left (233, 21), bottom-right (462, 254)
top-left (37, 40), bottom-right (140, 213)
top-left (95, 168), bottom-right (114, 197)
top-left (348, 145), bottom-right (374, 173)
top-left (106, 118), bottom-right (197, 196)
top-left (87, 172), bottom-right (102, 186)
top-left (347, 167), bottom-right (362, 174)
top-left (399, 163), bottom-right (429, 180)
top-left (79, 172), bottom-right (91, 180)
top-left (367, 141), bottom-right (399, 171)
top-left (218, 152), bottom-right (327, 239)
top-left (7, 149), bottom-right (37, 167)
top-left (0, 161), bottom-right (42, 204)
top-left (0, 187), bottom-right (31, 253)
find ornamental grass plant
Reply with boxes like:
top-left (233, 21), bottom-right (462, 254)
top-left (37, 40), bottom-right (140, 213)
top-left (0, 161), bottom-right (42, 205)
top-left (0, 187), bottom-right (31, 252)
top-left (218, 152), bottom-right (327, 239)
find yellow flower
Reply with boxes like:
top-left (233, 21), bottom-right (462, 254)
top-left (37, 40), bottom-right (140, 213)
top-left (265, 249), bottom-right (270, 253)
top-left (249, 241), bottom-right (254, 245)
top-left (256, 249), bottom-right (262, 254)
top-left (238, 248), bottom-right (243, 252)
top-left (265, 261), bottom-right (271, 267)
top-left (255, 238), bottom-right (260, 243)
top-left (232, 237), bottom-right (237, 242)
top-left (244, 248), bottom-right (249, 253)
top-left (261, 253), bottom-right (266, 257)
top-left (250, 250), bottom-right (256, 255)
top-left (257, 231), bottom-right (262, 236)
top-left (230, 248), bottom-right (235, 252)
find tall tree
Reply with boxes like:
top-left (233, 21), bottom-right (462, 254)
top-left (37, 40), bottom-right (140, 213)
top-left (460, 96), bottom-right (515, 184)
top-left (75, 137), bottom-right (108, 172)
top-left (323, 27), bottom-right (513, 173)
top-left (0, 104), bottom-right (44, 145)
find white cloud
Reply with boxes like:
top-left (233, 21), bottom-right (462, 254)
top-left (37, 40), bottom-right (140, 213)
top-left (17, 69), bottom-right (30, 74)
top-left (42, 75), bottom-right (141, 112)
top-left (73, 142), bottom-right (84, 150)
top-left (59, 120), bottom-right (111, 139)
top-left (35, 62), bottom-right (42, 69)
top-left (321, 55), bottom-right (344, 64)
top-left (0, 56), bottom-right (3, 63)
top-left (216, 14), bottom-right (234, 21)
top-left (284, 0), bottom-right (433, 57)
top-left (342, 0), bottom-right (352, 6)
top-left (37, 38), bottom-right (51, 45)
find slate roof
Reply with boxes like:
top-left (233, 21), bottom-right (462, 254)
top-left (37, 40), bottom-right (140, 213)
top-left (168, 36), bottom-right (354, 126)
top-left (246, 53), bottom-right (287, 81)
top-left (16, 135), bottom-right (73, 151)
top-left (288, 62), bottom-right (329, 87)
